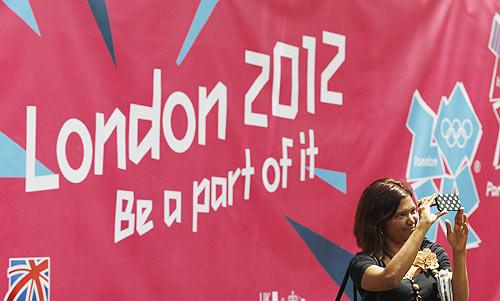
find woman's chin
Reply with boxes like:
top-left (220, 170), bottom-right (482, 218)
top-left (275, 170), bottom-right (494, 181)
top-left (402, 227), bottom-right (415, 238)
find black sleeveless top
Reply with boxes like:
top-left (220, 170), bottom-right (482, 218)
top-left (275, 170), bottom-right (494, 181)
top-left (349, 239), bottom-right (451, 301)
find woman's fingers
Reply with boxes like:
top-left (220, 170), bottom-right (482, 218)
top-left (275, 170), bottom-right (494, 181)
top-left (417, 194), bottom-right (437, 207)
top-left (463, 217), bottom-right (469, 235)
top-left (460, 213), bottom-right (469, 234)
top-left (436, 210), bottom-right (448, 220)
top-left (445, 219), bottom-right (452, 236)
top-left (425, 194), bottom-right (437, 204)
top-left (455, 208), bottom-right (465, 225)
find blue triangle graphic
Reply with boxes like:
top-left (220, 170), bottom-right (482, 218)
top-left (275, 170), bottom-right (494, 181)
top-left (466, 224), bottom-right (481, 247)
top-left (287, 217), bottom-right (360, 300)
top-left (176, 0), bottom-right (219, 65)
top-left (0, 132), bottom-right (54, 178)
top-left (88, 0), bottom-right (116, 64)
top-left (2, 0), bottom-right (41, 36)
top-left (314, 168), bottom-right (347, 193)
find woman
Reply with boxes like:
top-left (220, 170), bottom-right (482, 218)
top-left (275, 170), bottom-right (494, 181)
top-left (350, 178), bottom-right (469, 301)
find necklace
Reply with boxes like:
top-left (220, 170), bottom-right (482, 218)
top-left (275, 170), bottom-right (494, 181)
top-left (384, 248), bottom-right (440, 301)
top-left (404, 275), bottom-right (423, 301)
top-left (383, 251), bottom-right (423, 299)
top-left (403, 267), bottom-right (441, 301)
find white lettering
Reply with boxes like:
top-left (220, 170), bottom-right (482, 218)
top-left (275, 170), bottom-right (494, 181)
top-left (162, 91), bottom-right (196, 153)
top-left (414, 155), bottom-right (438, 167)
top-left (198, 82), bottom-right (227, 145)
top-left (280, 137), bottom-right (293, 188)
top-left (24, 69), bottom-right (230, 191)
top-left (262, 157), bottom-right (280, 193)
top-left (56, 118), bottom-right (93, 183)
top-left (272, 42), bottom-right (299, 119)
top-left (299, 131), bottom-right (306, 181)
top-left (114, 190), bottom-right (135, 243)
top-left (486, 181), bottom-right (500, 197)
top-left (129, 69), bottom-right (161, 164)
top-left (136, 199), bottom-right (154, 235)
top-left (321, 31), bottom-right (345, 105)
top-left (211, 176), bottom-right (227, 211)
top-left (164, 190), bottom-right (182, 227)
top-left (302, 35), bottom-right (316, 114)
top-left (244, 50), bottom-right (270, 127)
top-left (192, 178), bottom-right (210, 232)
top-left (241, 148), bottom-right (255, 200)
top-left (95, 109), bottom-right (126, 174)
top-left (227, 168), bottom-right (241, 206)
top-left (306, 129), bottom-right (318, 179)
top-left (25, 106), bottom-right (59, 192)
top-left (191, 150), bottom-right (254, 232)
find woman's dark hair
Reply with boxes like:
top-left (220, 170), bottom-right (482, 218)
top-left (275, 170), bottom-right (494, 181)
top-left (353, 178), bottom-right (414, 257)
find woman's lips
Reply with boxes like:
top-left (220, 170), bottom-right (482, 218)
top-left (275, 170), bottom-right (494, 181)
top-left (405, 226), bottom-right (416, 231)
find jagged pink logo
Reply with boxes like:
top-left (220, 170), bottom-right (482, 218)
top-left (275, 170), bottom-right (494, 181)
top-left (489, 13), bottom-right (500, 169)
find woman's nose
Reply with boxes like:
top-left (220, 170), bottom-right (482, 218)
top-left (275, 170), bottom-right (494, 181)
top-left (407, 214), bottom-right (417, 225)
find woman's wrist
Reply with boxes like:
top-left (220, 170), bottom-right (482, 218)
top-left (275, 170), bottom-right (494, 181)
top-left (452, 248), bottom-right (467, 257)
top-left (417, 220), bottom-right (432, 231)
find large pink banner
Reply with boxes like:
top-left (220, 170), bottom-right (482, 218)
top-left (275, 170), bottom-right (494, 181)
top-left (1, 0), bottom-right (499, 300)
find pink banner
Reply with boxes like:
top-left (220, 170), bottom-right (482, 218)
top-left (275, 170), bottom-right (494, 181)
top-left (1, 0), bottom-right (499, 300)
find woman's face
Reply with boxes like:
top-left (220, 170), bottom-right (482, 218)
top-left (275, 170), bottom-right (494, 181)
top-left (382, 195), bottom-right (419, 245)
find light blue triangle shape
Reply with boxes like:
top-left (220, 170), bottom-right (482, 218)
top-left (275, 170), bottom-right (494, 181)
top-left (0, 132), bottom-right (54, 178)
top-left (314, 168), bottom-right (347, 194)
top-left (2, 0), bottom-right (41, 36)
top-left (466, 224), bottom-right (481, 247)
top-left (176, 0), bottom-right (219, 65)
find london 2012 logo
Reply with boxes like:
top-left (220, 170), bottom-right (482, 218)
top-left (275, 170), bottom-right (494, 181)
top-left (488, 13), bottom-right (500, 170)
top-left (405, 82), bottom-right (482, 249)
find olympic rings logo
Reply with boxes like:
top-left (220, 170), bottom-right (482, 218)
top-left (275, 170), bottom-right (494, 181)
top-left (440, 118), bottom-right (474, 148)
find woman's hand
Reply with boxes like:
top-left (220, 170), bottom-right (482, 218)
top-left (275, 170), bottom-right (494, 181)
top-left (446, 208), bottom-right (468, 253)
top-left (417, 194), bottom-right (448, 228)
top-left (448, 208), bottom-right (469, 301)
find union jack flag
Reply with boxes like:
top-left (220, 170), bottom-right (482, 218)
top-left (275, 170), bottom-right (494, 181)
top-left (4, 258), bottom-right (50, 301)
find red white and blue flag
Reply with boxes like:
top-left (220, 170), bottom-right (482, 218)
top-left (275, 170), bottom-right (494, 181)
top-left (5, 258), bottom-right (49, 301)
